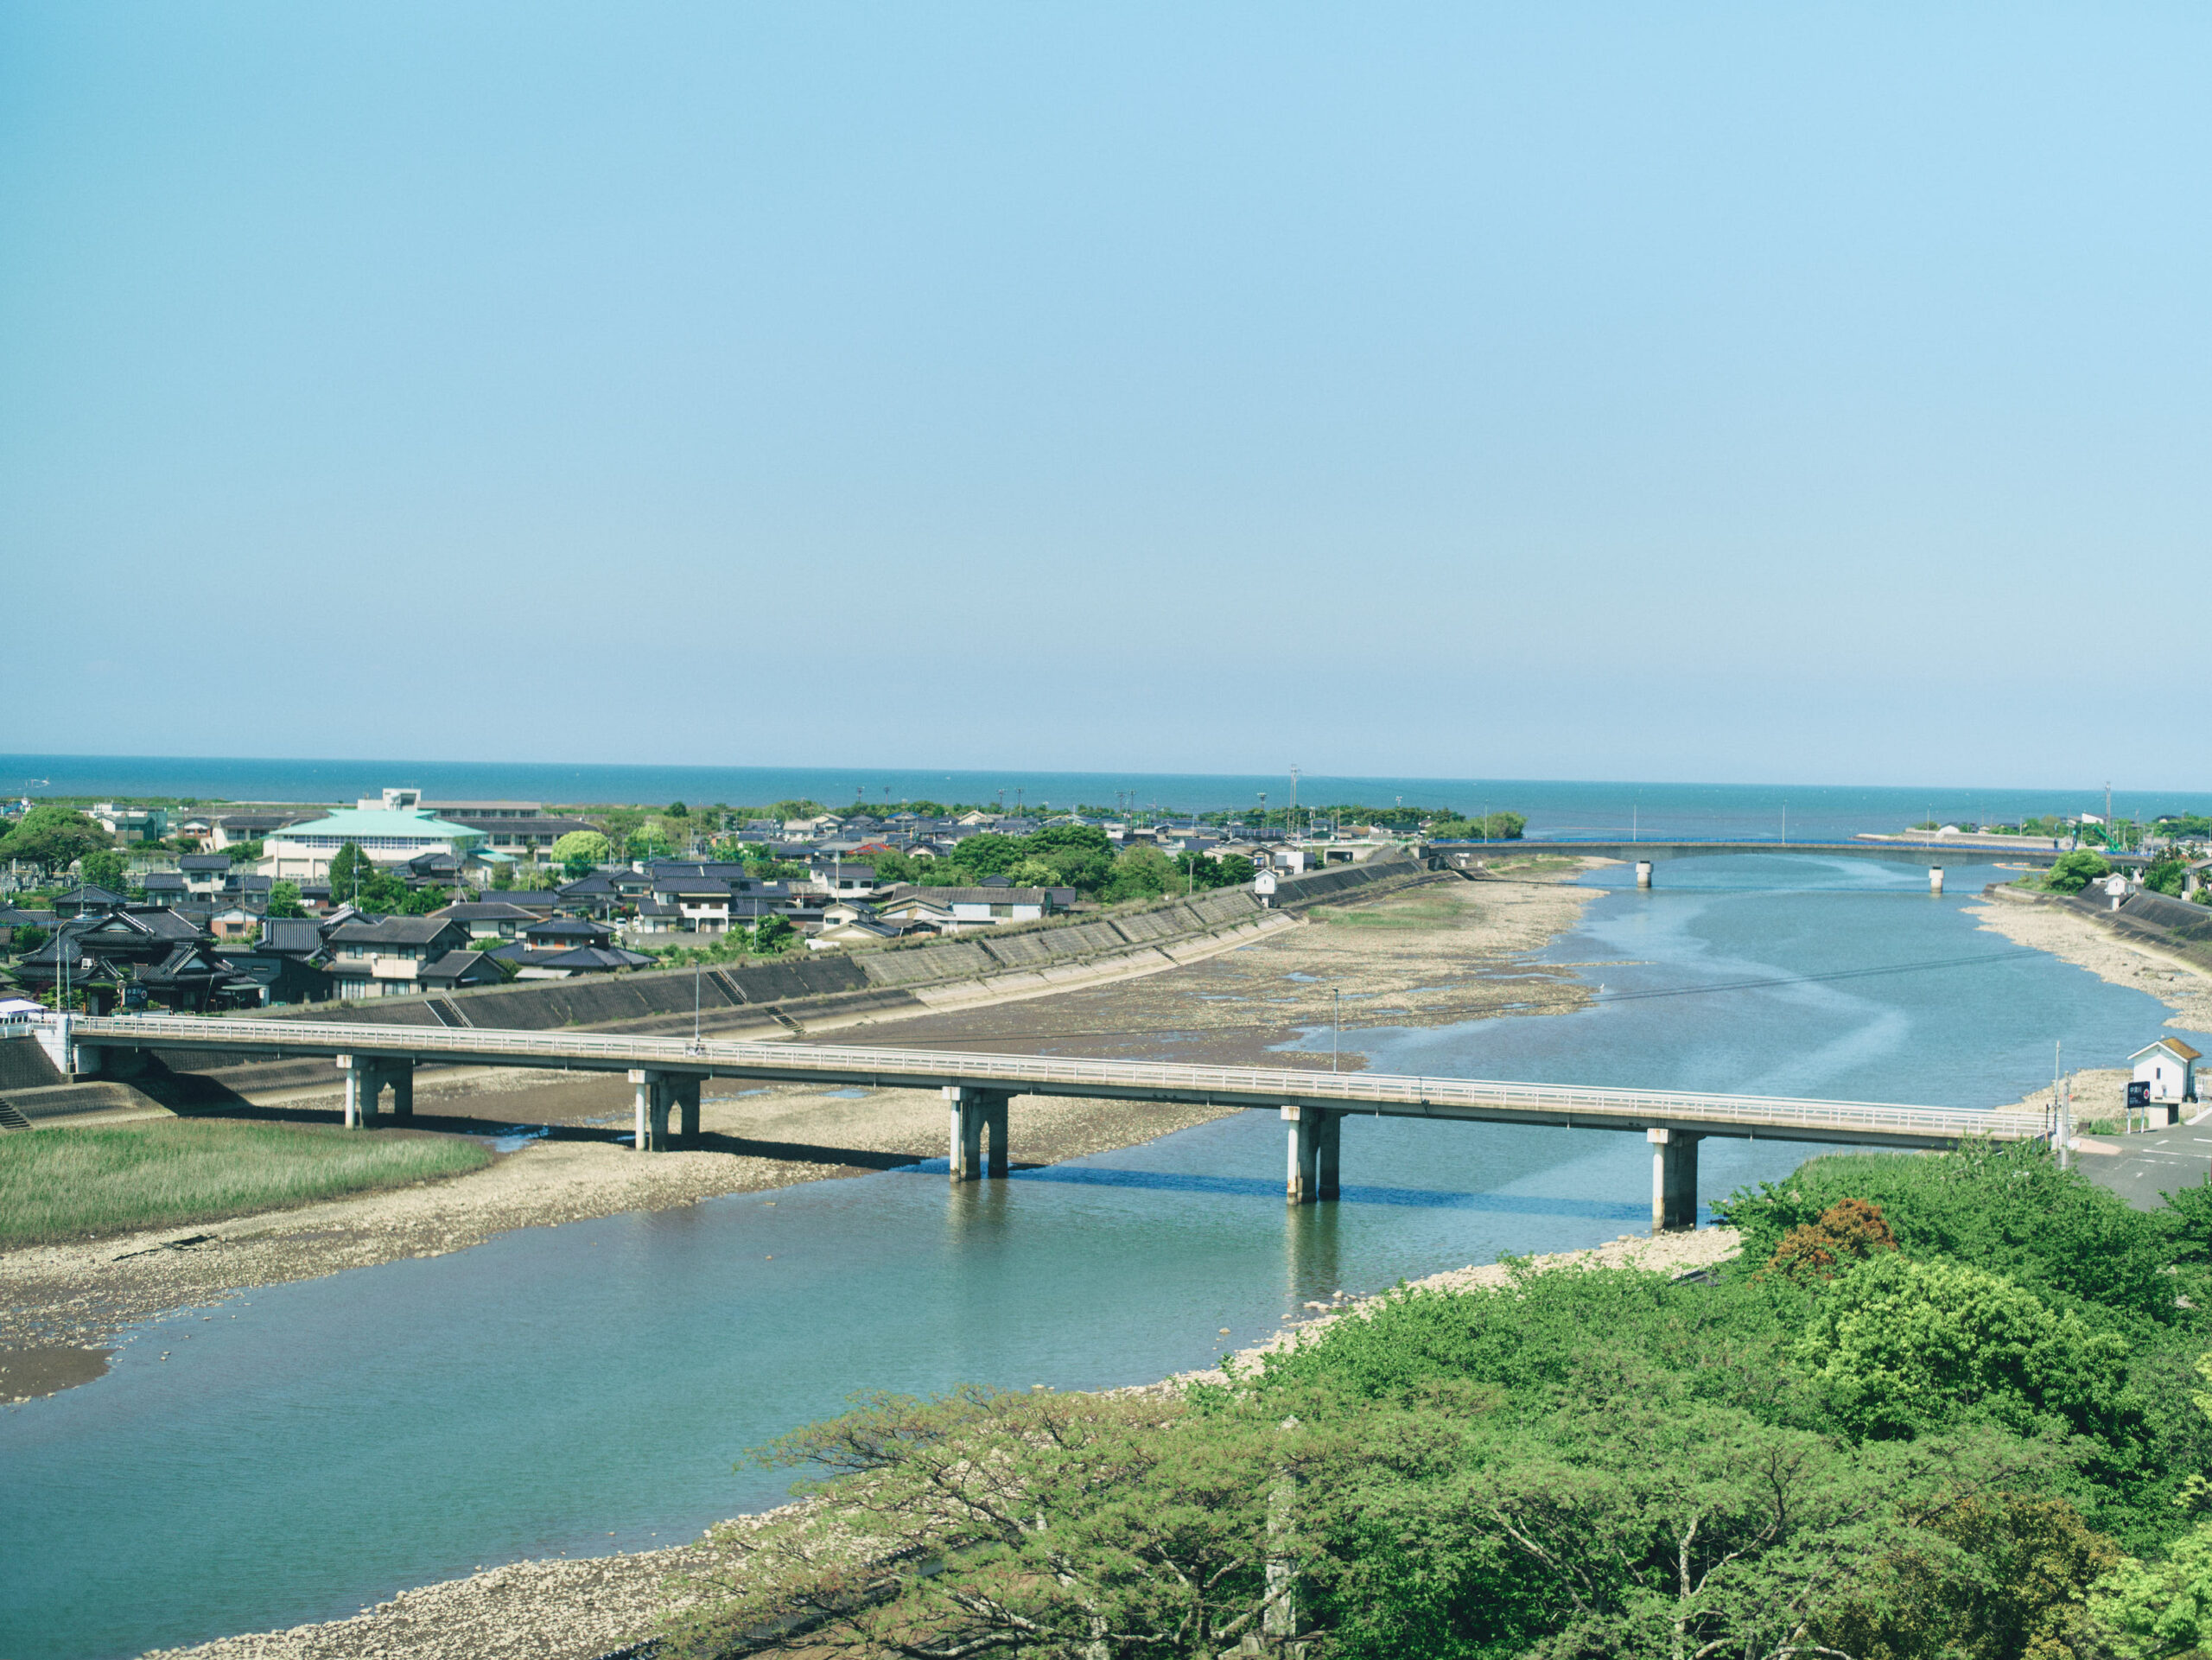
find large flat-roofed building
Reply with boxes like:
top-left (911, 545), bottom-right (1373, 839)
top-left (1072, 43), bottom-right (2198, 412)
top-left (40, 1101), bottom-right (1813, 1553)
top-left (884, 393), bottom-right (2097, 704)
top-left (265, 809), bottom-right (488, 882)
top-left (358, 788), bottom-right (547, 822)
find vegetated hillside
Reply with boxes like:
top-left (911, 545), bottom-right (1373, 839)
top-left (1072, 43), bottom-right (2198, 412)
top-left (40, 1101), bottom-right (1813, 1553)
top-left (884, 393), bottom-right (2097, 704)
top-left (660, 1142), bottom-right (2212, 1659)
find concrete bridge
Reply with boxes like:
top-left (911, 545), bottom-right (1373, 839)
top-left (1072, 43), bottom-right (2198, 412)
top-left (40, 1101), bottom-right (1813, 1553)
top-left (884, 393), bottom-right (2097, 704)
top-left (1430, 838), bottom-right (2141, 894)
top-left (60, 1014), bottom-right (2046, 1233)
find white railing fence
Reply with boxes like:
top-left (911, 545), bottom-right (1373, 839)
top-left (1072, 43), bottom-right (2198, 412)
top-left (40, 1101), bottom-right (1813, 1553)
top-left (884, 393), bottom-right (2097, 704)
top-left (73, 1014), bottom-right (2045, 1142)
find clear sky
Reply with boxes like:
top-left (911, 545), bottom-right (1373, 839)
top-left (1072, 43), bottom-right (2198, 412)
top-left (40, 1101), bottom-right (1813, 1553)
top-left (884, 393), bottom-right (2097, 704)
top-left (5, 4), bottom-right (2205, 788)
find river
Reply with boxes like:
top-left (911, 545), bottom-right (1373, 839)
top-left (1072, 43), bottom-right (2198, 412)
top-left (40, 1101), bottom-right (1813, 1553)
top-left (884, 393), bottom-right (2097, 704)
top-left (3, 855), bottom-right (2202, 1659)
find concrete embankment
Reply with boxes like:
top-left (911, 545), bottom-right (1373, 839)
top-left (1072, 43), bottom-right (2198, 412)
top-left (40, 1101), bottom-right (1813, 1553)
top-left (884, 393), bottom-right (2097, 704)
top-left (39, 855), bottom-right (1437, 1117)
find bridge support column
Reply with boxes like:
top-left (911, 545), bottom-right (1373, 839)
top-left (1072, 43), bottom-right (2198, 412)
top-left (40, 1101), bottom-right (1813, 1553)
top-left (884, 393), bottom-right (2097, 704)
top-left (1929, 867), bottom-right (1945, 895)
top-left (337, 1054), bottom-right (412, 1129)
top-left (1648, 1127), bottom-right (1700, 1233)
top-left (629, 1069), bottom-right (676, 1152)
top-left (1285, 1105), bottom-right (1341, 1204)
top-left (944, 1086), bottom-right (1010, 1181)
top-left (1635, 861), bottom-right (1653, 889)
top-left (674, 1077), bottom-right (701, 1146)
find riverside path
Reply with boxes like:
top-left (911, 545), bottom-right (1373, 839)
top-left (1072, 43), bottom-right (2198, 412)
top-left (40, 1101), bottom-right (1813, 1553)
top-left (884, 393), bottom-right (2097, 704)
top-left (58, 1013), bottom-right (2047, 1233)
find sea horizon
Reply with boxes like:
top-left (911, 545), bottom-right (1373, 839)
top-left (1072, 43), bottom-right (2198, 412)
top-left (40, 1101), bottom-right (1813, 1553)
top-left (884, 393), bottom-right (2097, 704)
top-left (6, 753), bottom-right (2207, 843)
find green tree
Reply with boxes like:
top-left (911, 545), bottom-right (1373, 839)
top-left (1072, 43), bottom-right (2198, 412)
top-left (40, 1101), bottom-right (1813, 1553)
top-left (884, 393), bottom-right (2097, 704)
top-left (550, 830), bottom-right (611, 876)
top-left (2047, 849), bottom-right (2113, 894)
top-left (666, 800), bottom-right (689, 817)
top-left (79, 848), bottom-right (130, 894)
top-left (11, 925), bottom-right (49, 956)
top-left (1794, 1253), bottom-right (2129, 1441)
top-left (224, 839), bottom-right (264, 865)
top-left (2094, 1518), bottom-right (2212, 1658)
top-left (266, 881), bottom-right (306, 919)
top-left (0, 805), bottom-right (111, 877)
top-left (866, 849), bottom-right (922, 886)
top-left (325, 842), bottom-right (373, 906)
top-left (1100, 843), bottom-right (1176, 902)
top-left (1820, 1490), bottom-right (2120, 1660)
top-left (2145, 858), bottom-right (2189, 898)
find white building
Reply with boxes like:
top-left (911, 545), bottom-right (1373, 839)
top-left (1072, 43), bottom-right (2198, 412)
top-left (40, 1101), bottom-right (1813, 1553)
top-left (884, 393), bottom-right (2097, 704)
top-left (264, 808), bottom-right (488, 882)
top-left (2132, 1039), bottom-right (2200, 1107)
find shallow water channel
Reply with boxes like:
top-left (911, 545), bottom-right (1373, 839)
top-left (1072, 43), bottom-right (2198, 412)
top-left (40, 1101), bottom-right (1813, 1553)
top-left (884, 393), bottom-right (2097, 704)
top-left (5, 856), bottom-right (2202, 1659)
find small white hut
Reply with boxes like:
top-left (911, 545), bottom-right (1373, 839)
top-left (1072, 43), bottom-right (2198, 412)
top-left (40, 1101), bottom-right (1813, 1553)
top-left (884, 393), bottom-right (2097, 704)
top-left (2131, 1038), bottom-right (2201, 1107)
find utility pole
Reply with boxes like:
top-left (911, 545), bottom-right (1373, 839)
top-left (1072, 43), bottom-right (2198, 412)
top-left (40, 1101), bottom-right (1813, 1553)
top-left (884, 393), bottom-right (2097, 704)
top-left (1332, 988), bottom-right (1340, 1072)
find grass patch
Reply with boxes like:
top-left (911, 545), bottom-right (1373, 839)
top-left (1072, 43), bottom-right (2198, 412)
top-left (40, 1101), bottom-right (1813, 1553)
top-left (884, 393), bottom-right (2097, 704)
top-left (0, 1121), bottom-right (493, 1245)
top-left (1311, 895), bottom-right (1469, 930)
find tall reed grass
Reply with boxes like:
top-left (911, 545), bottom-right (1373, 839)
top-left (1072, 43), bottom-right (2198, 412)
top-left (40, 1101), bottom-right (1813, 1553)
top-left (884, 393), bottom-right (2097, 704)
top-left (0, 1121), bottom-right (492, 1244)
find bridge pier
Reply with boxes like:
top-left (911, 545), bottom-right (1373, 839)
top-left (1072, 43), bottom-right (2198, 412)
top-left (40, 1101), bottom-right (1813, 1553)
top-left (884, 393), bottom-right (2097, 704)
top-left (1648, 1127), bottom-right (1700, 1232)
top-left (337, 1054), bottom-right (414, 1129)
top-left (627, 1069), bottom-right (700, 1151)
top-left (1635, 861), bottom-right (1653, 889)
top-left (945, 1085), bottom-right (1010, 1181)
top-left (1929, 868), bottom-right (1945, 895)
top-left (1285, 1104), bottom-right (1342, 1204)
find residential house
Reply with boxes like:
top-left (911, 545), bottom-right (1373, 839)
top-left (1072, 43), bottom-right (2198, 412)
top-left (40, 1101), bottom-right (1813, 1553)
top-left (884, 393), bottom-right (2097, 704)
top-left (179, 854), bottom-right (233, 901)
top-left (876, 885), bottom-right (1061, 929)
top-left (556, 873), bottom-right (625, 918)
top-left (647, 873), bottom-right (737, 933)
top-left (91, 803), bottom-right (168, 843)
top-left (806, 862), bottom-right (878, 900)
top-left (139, 871), bottom-right (188, 906)
top-left (418, 950), bottom-right (510, 992)
top-left (323, 916), bottom-right (477, 1000)
top-left (209, 906), bottom-right (261, 941)
top-left (50, 884), bottom-right (128, 917)
top-left (216, 918), bottom-right (336, 1005)
top-left (522, 917), bottom-right (616, 951)
top-left (14, 907), bottom-right (257, 1012)
top-left (428, 900), bottom-right (541, 941)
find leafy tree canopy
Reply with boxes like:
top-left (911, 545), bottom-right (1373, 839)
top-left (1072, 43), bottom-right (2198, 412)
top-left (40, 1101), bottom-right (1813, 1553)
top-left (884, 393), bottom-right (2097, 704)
top-left (0, 806), bottom-right (111, 876)
top-left (2048, 849), bottom-right (2115, 894)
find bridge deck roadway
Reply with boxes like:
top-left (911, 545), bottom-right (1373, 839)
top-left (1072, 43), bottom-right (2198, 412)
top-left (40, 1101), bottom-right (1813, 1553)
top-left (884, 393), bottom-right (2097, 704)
top-left (1433, 839), bottom-right (2115, 869)
top-left (72, 1014), bottom-right (2044, 1151)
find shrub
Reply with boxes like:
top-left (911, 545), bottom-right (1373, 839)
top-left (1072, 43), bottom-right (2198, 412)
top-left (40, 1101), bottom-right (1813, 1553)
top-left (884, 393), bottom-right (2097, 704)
top-left (1764, 1196), bottom-right (1899, 1282)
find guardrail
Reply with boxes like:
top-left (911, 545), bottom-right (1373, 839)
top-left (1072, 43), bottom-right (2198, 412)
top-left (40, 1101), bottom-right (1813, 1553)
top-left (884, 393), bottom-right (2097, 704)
top-left (72, 1013), bottom-right (2044, 1144)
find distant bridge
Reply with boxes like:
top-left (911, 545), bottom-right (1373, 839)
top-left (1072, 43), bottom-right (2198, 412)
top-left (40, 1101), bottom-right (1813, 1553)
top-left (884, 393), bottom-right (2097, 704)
top-left (1428, 838), bottom-right (2142, 891)
top-left (62, 1014), bottom-right (2047, 1233)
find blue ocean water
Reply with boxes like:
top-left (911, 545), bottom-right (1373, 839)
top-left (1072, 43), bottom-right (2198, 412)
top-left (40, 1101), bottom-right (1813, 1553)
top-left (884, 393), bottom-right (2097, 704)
top-left (2, 854), bottom-right (2199, 1658)
top-left (5, 753), bottom-right (2206, 838)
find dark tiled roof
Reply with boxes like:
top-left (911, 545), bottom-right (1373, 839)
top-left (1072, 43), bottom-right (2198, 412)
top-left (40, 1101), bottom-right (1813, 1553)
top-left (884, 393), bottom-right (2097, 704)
top-left (327, 917), bottom-right (470, 948)
top-left (180, 855), bottom-right (232, 872)
top-left (430, 902), bottom-right (540, 921)
top-left (258, 919), bottom-right (328, 956)
top-left (419, 950), bottom-right (505, 984)
top-left (524, 918), bottom-right (612, 940)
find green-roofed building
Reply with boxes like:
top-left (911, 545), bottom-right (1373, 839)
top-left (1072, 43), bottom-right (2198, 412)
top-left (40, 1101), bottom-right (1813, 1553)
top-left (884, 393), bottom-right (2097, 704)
top-left (264, 809), bottom-right (489, 883)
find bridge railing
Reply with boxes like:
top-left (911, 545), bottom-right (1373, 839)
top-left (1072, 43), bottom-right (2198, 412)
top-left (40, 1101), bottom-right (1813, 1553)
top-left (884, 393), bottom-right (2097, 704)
top-left (74, 1014), bottom-right (2045, 1142)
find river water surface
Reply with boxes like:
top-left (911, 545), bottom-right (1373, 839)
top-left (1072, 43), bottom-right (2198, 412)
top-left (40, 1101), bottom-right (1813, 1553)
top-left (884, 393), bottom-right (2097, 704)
top-left (4, 856), bottom-right (2202, 1659)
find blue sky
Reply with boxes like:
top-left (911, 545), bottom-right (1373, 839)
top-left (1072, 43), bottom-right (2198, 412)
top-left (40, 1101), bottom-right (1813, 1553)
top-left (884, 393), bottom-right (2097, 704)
top-left (5, 4), bottom-right (2206, 787)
